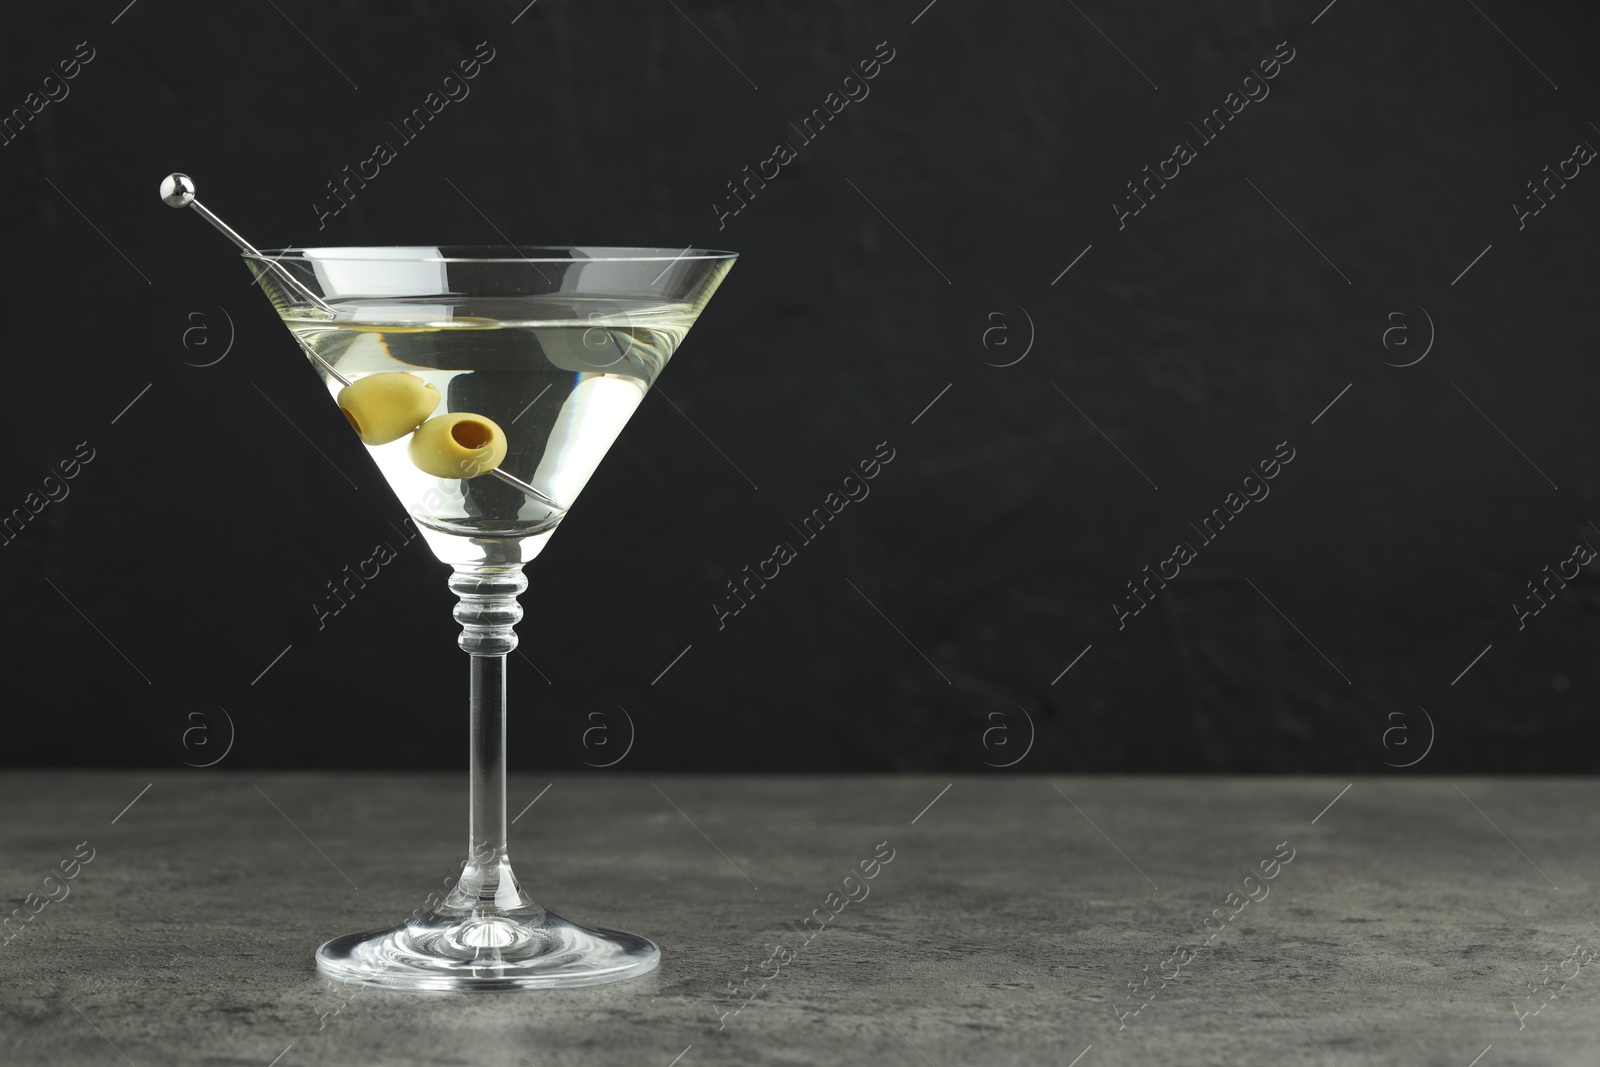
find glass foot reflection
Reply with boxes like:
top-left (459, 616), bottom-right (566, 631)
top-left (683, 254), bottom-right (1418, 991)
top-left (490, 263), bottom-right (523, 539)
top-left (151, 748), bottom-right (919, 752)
top-left (316, 908), bottom-right (660, 990)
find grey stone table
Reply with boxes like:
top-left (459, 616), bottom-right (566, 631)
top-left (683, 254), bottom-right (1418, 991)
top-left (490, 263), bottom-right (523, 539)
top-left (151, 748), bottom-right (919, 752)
top-left (1, 774), bottom-right (1596, 1066)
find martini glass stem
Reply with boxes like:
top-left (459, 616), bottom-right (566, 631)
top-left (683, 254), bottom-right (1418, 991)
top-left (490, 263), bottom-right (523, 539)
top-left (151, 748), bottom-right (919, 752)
top-left (469, 654), bottom-right (509, 866)
top-left (448, 564), bottom-right (536, 911)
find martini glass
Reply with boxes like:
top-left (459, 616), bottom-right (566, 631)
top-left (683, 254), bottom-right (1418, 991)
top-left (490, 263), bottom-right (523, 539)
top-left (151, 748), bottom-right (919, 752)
top-left (246, 245), bottom-right (736, 990)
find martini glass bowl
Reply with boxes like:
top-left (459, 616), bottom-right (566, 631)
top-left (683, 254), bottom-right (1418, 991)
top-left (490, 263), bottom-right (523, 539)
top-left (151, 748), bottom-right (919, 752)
top-left (246, 246), bottom-right (735, 990)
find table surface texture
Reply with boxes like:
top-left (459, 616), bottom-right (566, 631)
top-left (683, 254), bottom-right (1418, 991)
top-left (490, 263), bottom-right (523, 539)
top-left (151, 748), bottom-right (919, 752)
top-left (0, 773), bottom-right (1594, 1066)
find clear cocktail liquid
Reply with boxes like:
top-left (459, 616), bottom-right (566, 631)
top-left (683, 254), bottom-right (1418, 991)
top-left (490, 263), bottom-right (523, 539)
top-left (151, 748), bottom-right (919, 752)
top-left (283, 296), bottom-right (695, 556)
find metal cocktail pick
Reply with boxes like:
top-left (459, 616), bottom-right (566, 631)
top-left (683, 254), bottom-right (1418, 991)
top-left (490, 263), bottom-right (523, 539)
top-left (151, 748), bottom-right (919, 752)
top-left (161, 173), bottom-right (345, 384)
top-left (161, 173), bottom-right (338, 317)
top-left (159, 172), bottom-right (564, 512)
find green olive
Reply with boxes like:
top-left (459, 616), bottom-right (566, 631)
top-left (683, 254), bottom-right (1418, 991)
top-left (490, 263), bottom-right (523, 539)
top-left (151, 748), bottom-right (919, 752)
top-left (336, 373), bottom-right (440, 445)
top-left (408, 412), bottom-right (508, 479)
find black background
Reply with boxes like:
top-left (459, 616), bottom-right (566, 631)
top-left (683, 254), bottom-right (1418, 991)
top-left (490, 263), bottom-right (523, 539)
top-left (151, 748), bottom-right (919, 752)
top-left (2, 0), bottom-right (1598, 773)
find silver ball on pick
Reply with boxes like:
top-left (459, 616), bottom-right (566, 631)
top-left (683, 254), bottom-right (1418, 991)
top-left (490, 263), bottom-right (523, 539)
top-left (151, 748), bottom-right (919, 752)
top-left (160, 172), bottom-right (196, 209)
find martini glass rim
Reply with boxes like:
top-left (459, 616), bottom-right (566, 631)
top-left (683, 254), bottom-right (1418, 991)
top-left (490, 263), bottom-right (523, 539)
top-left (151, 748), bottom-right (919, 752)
top-left (245, 245), bottom-right (738, 264)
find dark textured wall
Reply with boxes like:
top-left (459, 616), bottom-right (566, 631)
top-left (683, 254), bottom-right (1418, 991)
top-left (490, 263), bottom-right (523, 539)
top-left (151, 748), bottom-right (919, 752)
top-left (2, 1), bottom-right (1598, 773)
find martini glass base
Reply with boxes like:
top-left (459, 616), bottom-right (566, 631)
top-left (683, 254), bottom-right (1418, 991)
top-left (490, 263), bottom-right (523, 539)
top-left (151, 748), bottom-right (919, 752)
top-left (315, 909), bottom-right (660, 991)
